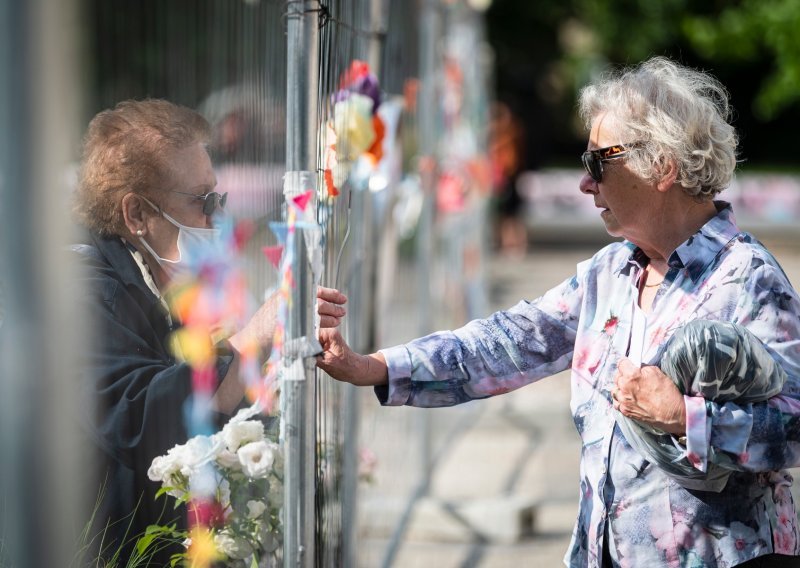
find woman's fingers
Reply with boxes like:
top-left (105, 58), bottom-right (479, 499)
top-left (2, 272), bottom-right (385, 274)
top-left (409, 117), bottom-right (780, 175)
top-left (317, 286), bottom-right (347, 328)
top-left (317, 286), bottom-right (347, 305)
top-left (317, 298), bottom-right (346, 328)
top-left (316, 287), bottom-right (347, 328)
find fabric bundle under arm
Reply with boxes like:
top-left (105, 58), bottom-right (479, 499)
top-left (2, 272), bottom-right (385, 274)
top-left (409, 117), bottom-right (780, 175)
top-left (616, 319), bottom-right (786, 492)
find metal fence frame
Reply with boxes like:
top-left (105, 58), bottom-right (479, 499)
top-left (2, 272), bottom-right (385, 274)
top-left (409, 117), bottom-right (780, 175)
top-left (0, 2), bottom-right (490, 567)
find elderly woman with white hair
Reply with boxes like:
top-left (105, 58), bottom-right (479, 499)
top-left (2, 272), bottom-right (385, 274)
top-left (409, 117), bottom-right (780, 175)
top-left (317, 58), bottom-right (800, 567)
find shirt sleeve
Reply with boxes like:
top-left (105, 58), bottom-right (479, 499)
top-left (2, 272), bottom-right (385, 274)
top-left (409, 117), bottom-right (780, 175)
top-left (686, 261), bottom-right (800, 472)
top-left (374, 273), bottom-right (583, 407)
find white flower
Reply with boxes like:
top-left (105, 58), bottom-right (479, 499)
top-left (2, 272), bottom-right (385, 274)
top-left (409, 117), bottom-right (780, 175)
top-left (222, 420), bottom-right (265, 452)
top-left (147, 454), bottom-right (176, 483)
top-left (177, 436), bottom-right (218, 479)
top-left (181, 537), bottom-right (192, 549)
top-left (148, 435), bottom-right (221, 499)
top-left (229, 404), bottom-right (261, 424)
top-left (216, 448), bottom-right (241, 470)
top-left (213, 530), bottom-right (253, 560)
top-left (147, 450), bottom-right (187, 498)
top-left (246, 500), bottom-right (266, 519)
top-left (237, 441), bottom-right (277, 479)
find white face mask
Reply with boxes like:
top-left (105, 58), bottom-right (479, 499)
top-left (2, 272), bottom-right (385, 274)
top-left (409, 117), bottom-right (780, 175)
top-left (137, 196), bottom-right (221, 280)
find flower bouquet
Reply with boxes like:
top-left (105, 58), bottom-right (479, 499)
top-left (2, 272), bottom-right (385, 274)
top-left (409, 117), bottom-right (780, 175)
top-left (146, 406), bottom-right (283, 567)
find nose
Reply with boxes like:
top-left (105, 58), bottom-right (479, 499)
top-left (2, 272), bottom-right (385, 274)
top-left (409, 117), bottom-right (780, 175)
top-left (579, 172), bottom-right (599, 195)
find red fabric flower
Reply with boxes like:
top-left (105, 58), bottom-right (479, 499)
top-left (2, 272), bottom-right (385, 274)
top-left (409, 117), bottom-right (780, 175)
top-left (188, 498), bottom-right (226, 529)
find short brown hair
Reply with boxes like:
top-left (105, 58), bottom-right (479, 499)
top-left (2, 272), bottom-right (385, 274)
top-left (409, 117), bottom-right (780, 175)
top-left (73, 99), bottom-right (210, 236)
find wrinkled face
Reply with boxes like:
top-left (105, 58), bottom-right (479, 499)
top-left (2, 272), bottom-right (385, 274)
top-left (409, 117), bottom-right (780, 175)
top-left (144, 142), bottom-right (217, 261)
top-left (578, 112), bottom-right (654, 242)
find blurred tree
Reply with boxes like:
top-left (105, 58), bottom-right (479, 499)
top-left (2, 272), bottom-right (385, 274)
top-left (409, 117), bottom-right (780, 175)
top-left (683, 0), bottom-right (800, 120)
top-left (486, 0), bottom-right (800, 169)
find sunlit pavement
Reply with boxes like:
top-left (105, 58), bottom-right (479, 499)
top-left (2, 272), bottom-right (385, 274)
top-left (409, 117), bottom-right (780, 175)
top-left (354, 238), bottom-right (800, 568)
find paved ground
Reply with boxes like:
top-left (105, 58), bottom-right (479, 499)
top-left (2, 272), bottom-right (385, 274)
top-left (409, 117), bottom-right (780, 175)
top-left (353, 238), bottom-right (800, 568)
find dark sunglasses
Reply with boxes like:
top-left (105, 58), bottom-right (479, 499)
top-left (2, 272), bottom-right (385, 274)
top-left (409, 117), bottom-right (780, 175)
top-left (172, 190), bottom-right (228, 216)
top-left (581, 144), bottom-right (633, 183)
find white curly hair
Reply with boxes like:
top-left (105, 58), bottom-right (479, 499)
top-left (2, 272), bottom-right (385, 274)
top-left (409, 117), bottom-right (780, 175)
top-left (579, 57), bottom-right (738, 200)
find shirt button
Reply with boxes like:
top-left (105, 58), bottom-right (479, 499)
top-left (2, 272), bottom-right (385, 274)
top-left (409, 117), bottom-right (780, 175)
top-left (601, 464), bottom-right (607, 474)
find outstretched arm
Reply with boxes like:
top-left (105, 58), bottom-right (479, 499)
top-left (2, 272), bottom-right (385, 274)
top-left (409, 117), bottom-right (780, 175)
top-left (318, 272), bottom-right (584, 408)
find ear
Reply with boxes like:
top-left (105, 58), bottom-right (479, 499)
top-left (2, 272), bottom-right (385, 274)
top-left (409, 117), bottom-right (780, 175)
top-left (656, 158), bottom-right (679, 192)
top-left (121, 193), bottom-right (148, 237)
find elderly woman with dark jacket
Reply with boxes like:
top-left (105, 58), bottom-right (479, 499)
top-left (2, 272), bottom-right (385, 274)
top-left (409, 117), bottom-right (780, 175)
top-left (71, 99), bottom-right (346, 562)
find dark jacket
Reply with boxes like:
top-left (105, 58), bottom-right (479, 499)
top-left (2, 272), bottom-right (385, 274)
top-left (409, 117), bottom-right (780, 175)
top-left (71, 230), bottom-right (233, 564)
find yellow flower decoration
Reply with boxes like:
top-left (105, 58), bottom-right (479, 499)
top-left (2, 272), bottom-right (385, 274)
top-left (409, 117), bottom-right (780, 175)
top-left (333, 93), bottom-right (376, 161)
top-left (171, 327), bottom-right (215, 369)
top-left (185, 527), bottom-right (221, 567)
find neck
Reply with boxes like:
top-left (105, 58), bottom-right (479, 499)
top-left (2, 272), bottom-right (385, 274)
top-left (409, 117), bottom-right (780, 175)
top-left (635, 192), bottom-right (717, 262)
top-left (150, 263), bottom-right (171, 292)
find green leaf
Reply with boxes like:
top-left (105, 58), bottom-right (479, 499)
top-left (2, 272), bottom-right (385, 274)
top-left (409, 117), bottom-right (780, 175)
top-left (135, 524), bottom-right (183, 558)
top-left (144, 524), bottom-right (167, 535)
top-left (173, 492), bottom-right (191, 508)
top-left (155, 486), bottom-right (177, 499)
top-left (135, 533), bottom-right (157, 556)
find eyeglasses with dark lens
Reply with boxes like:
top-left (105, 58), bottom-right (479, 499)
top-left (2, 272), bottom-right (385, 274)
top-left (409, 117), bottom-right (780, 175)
top-left (172, 190), bottom-right (228, 216)
top-left (581, 144), bottom-right (632, 183)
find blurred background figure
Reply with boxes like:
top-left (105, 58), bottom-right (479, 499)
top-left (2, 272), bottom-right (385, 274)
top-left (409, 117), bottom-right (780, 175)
top-left (489, 101), bottom-right (527, 257)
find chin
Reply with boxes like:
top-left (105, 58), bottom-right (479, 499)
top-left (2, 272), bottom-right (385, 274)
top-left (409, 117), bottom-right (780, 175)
top-left (602, 221), bottom-right (623, 238)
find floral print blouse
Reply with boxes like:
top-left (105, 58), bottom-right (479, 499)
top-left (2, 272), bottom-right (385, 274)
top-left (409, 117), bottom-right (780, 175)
top-left (378, 203), bottom-right (800, 567)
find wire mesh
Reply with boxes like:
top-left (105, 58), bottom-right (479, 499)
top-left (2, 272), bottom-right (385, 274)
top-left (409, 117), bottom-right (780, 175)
top-left (0, 1), bottom-right (492, 566)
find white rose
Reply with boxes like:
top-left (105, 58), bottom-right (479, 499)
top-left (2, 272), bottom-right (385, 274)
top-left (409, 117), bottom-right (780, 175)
top-left (216, 449), bottom-right (241, 470)
top-left (246, 500), bottom-right (266, 519)
top-left (222, 420), bottom-right (265, 452)
top-left (177, 436), bottom-right (217, 478)
top-left (147, 449), bottom-right (187, 498)
top-left (237, 441), bottom-right (277, 479)
top-left (148, 435), bottom-right (220, 499)
top-left (213, 530), bottom-right (253, 560)
top-left (147, 454), bottom-right (173, 483)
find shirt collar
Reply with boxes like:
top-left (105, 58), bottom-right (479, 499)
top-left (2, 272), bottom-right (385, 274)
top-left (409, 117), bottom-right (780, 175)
top-left (622, 201), bottom-right (741, 282)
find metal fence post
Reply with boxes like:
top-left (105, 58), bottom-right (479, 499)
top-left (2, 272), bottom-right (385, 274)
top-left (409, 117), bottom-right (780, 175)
top-left (284, 2), bottom-right (319, 567)
top-left (416, 0), bottom-right (441, 495)
top-left (0, 0), bottom-right (83, 566)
